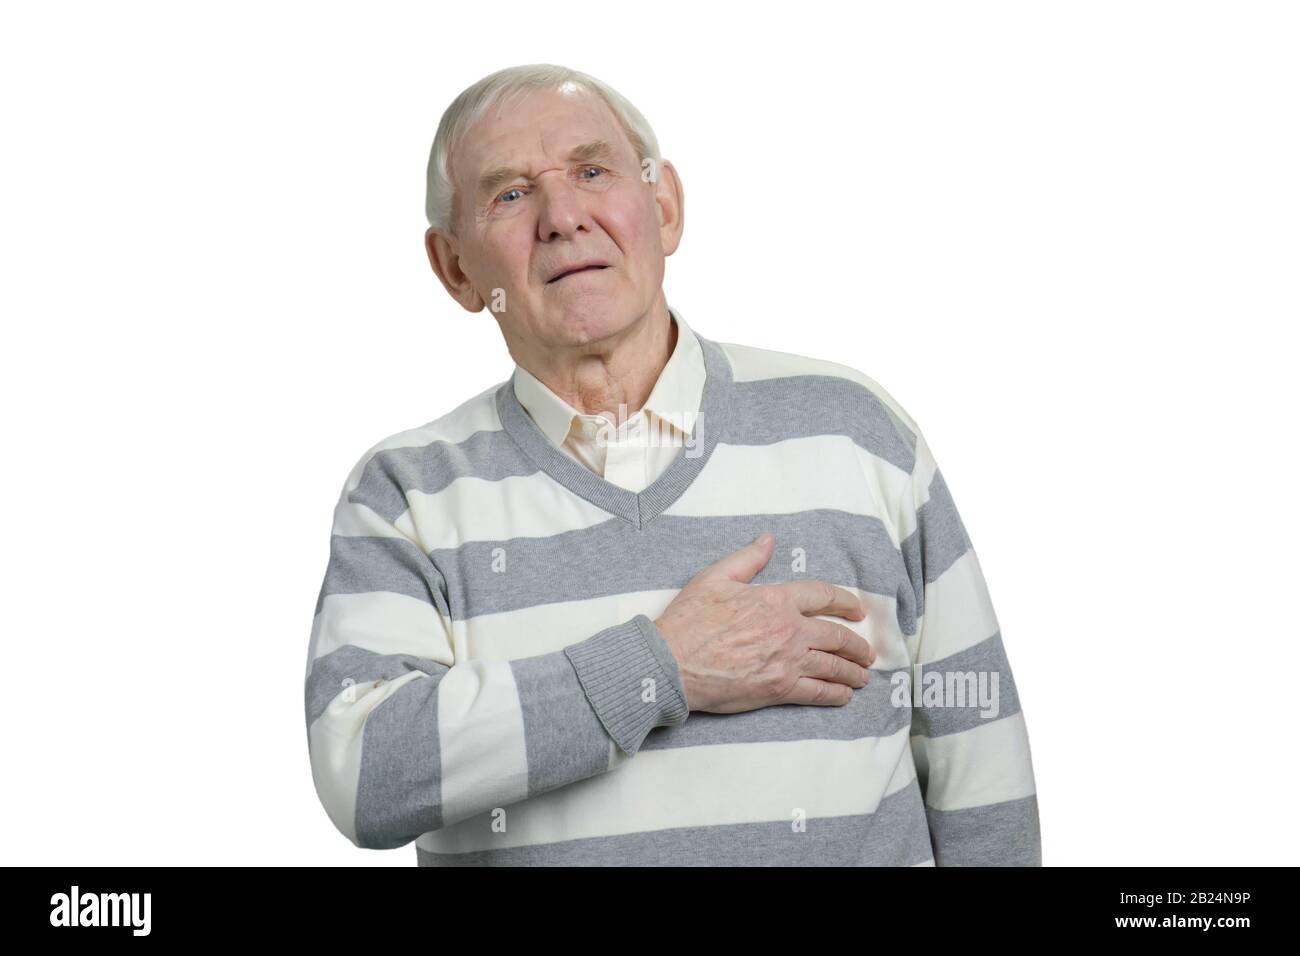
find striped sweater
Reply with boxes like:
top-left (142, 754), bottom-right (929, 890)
top-left (304, 311), bottom-right (1041, 866)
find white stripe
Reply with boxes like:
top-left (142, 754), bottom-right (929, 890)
top-left (436, 660), bottom-right (530, 827)
top-left (916, 549), bottom-right (1000, 664)
top-left (308, 591), bottom-right (454, 673)
top-left (910, 711), bottom-right (1036, 811)
top-left (420, 724), bottom-right (915, 853)
top-left (308, 670), bottom-right (425, 845)
top-left (664, 435), bottom-right (909, 530)
top-left (343, 383), bottom-right (502, 493)
top-left (403, 473), bottom-right (616, 550)
top-left (456, 587), bottom-right (912, 672)
top-left (455, 588), bottom-right (681, 659)
top-left (332, 499), bottom-right (410, 538)
top-left (711, 342), bottom-right (928, 548)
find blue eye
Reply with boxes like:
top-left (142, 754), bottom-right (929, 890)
top-left (499, 188), bottom-right (524, 203)
top-left (580, 166), bottom-right (604, 180)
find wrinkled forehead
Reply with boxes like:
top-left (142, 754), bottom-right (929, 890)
top-left (450, 87), bottom-right (636, 191)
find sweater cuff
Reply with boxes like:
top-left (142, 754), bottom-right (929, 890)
top-left (564, 614), bottom-right (690, 756)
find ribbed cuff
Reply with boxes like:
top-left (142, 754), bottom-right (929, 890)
top-left (564, 614), bottom-right (690, 756)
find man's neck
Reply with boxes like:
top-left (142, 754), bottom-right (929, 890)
top-left (516, 302), bottom-right (677, 425)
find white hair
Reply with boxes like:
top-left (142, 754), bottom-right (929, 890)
top-left (424, 63), bottom-right (662, 235)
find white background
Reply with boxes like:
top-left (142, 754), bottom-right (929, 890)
top-left (2, 0), bottom-right (1296, 866)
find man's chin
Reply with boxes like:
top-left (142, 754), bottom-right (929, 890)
top-left (543, 298), bottom-right (639, 345)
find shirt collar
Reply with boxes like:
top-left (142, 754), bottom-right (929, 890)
top-left (511, 305), bottom-right (706, 447)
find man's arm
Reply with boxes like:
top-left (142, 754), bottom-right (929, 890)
top-left (898, 427), bottom-right (1041, 866)
top-left (304, 459), bottom-right (688, 850)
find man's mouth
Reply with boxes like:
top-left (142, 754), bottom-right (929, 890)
top-left (547, 262), bottom-right (611, 284)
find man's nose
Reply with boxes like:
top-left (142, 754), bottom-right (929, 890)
top-left (534, 171), bottom-right (592, 242)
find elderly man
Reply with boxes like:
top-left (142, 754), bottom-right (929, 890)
top-left (304, 64), bottom-right (1040, 866)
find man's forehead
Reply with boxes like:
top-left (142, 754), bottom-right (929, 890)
top-left (457, 91), bottom-right (629, 179)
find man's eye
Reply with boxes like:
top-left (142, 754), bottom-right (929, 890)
top-left (579, 166), bottom-right (605, 180)
top-left (498, 187), bottom-right (524, 204)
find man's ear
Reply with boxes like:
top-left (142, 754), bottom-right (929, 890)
top-left (653, 158), bottom-right (685, 257)
top-left (425, 226), bottom-right (485, 312)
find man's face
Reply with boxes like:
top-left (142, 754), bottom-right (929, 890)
top-left (428, 87), bottom-right (680, 352)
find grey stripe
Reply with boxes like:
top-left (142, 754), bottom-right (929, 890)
top-left (355, 669), bottom-right (444, 848)
top-left (314, 534), bottom-right (448, 617)
top-left (925, 794), bottom-right (1041, 866)
top-left (305, 643), bottom-right (447, 727)
top-left (512, 645), bottom-right (620, 793)
top-left (899, 468), bottom-right (972, 626)
top-left (641, 666), bottom-right (911, 750)
top-left (309, 641), bottom-right (935, 761)
top-left (916, 469), bottom-right (972, 582)
top-left (304, 644), bottom-right (450, 848)
top-left (908, 631), bottom-right (1023, 738)
top-left (431, 509), bottom-right (910, 622)
top-left (416, 777), bottom-right (933, 866)
top-left (726, 375), bottom-right (916, 473)
top-left (879, 400), bottom-right (918, 454)
top-left (350, 428), bottom-right (536, 524)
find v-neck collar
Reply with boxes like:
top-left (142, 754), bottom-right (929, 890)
top-left (494, 320), bottom-right (733, 530)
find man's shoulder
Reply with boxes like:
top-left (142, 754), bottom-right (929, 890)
top-left (337, 379), bottom-right (506, 496)
top-left (716, 338), bottom-right (923, 450)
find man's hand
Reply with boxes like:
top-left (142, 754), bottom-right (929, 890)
top-left (654, 532), bottom-right (874, 714)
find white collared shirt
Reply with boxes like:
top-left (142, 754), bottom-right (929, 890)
top-left (511, 307), bottom-right (706, 493)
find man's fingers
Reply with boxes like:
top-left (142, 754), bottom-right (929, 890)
top-left (695, 532), bottom-right (775, 585)
top-left (783, 579), bottom-right (865, 621)
top-left (804, 618), bottom-right (876, 668)
top-left (802, 648), bottom-right (871, 687)
top-left (783, 676), bottom-right (854, 707)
